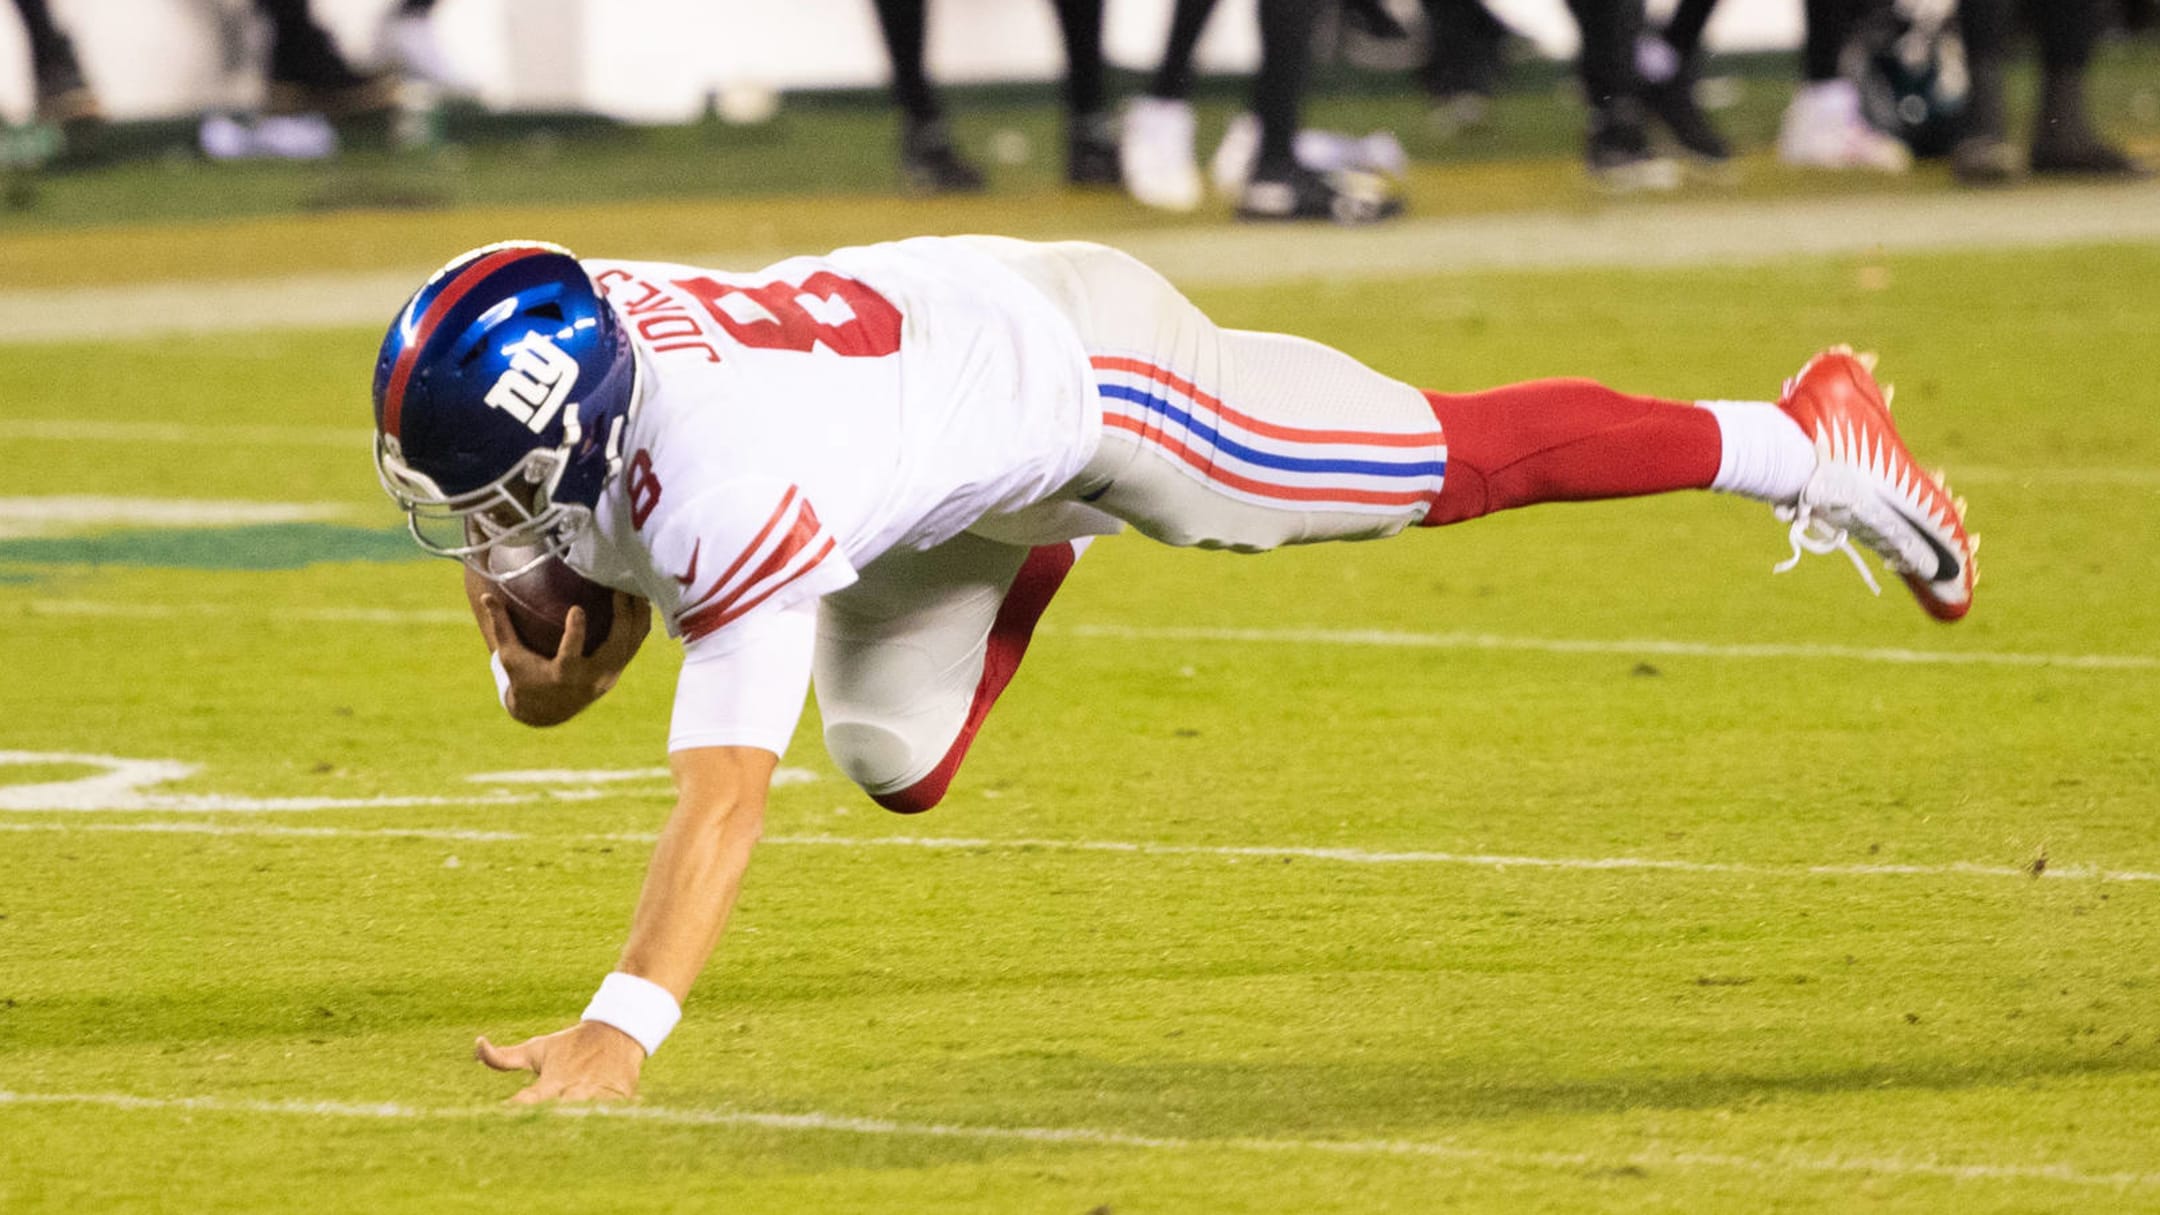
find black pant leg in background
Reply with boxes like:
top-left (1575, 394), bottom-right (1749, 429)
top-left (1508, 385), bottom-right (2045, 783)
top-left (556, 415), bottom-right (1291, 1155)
top-left (1051, 0), bottom-right (1107, 118)
top-left (1149, 0), bottom-right (1221, 99)
top-left (1251, 0), bottom-right (1319, 172)
top-left (871, 0), bottom-right (941, 123)
top-left (1562, 0), bottom-right (1645, 111)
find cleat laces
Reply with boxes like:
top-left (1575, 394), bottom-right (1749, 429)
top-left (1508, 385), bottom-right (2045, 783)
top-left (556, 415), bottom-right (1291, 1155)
top-left (1772, 501), bottom-right (1883, 596)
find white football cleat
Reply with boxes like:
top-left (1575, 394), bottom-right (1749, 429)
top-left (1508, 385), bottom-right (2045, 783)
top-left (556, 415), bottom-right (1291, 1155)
top-left (1120, 96), bottom-right (1204, 212)
top-left (1773, 348), bottom-right (1977, 622)
top-left (1778, 80), bottom-right (1912, 174)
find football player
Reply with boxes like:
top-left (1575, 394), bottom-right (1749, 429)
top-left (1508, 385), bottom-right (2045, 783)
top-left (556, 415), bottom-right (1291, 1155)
top-left (372, 236), bottom-right (1976, 1102)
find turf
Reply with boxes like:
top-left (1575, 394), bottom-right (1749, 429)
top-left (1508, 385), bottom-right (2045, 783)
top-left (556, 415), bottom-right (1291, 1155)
top-left (2, 231), bottom-right (2158, 1211)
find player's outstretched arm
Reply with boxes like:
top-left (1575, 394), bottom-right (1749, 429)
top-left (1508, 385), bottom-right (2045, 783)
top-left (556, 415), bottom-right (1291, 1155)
top-left (467, 565), bottom-right (651, 727)
top-left (475, 745), bottom-right (775, 1103)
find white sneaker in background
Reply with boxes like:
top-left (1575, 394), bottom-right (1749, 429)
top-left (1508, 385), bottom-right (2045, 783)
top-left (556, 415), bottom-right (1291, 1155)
top-left (254, 113), bottom-right (338, 160)
top-left (1210, 112), bottom-right (1408, 195)
top-left (1120, 96), bottom-right (1203, 212)
top-left (1209, 113), bottom-right (1260, 195)
top-left (198, 112), bottom-right (255, 161)
top-left (197, 111), bottom-right (338, 161)
top-left (1778, 79), bottom-right (1912, 173)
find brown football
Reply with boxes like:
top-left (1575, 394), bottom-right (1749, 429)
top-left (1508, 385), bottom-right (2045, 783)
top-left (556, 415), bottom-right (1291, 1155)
top-left (487, 545), bottom-right (614, 657)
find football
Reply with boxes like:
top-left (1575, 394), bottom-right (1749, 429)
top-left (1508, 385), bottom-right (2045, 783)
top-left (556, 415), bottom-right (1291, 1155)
top-left (486, 544), bottom-right (615, 657)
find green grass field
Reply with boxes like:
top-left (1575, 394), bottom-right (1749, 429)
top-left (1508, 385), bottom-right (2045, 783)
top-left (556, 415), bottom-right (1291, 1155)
top-left (4, 144), bottom-right (2160, 1210)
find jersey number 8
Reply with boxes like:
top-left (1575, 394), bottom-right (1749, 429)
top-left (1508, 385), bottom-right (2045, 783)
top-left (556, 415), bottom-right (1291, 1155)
top-left (674, 272), bottom-right (902, 359)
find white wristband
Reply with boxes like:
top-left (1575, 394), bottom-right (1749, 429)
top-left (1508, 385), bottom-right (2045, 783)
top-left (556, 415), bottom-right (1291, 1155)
top-left (581, 972), bottom-right (681, 1056)
top-left (489, 651), bottom-right (513, 712)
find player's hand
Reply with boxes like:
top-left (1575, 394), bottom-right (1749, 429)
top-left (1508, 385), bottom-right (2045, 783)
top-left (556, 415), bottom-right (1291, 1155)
top-left (480, 591), bottom-right (651, 727)
top-left (475, 1020), bottom-right (645, 1104)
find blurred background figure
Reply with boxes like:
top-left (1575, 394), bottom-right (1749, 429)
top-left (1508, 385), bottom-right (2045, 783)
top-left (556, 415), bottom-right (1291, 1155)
top-left (9, 0), bottom-right (103, 149)
top-left (869, 0), bottom-right (1114, 193)
top-left (1953, 0), bottom-right (2150, 182)
top-left (1419, 0), bottom-right (1514, 134)
top-left (256, 0), bottom-right (395, 119)
top-left (377, 0), bottom-right (472, 95)
top-left (199, 0), bottom-right (396, 162)
top-left (1419, 0), bottom-right (1721, 189)
top-left (1122, 0), bottom-right (1401, 223)
top-left (1639, 0), bottom-right (1735, 170)
top-left (1558, 0), bottom-right (1686, 189)
top-left (1775, 0), bottom-right (1915, 172)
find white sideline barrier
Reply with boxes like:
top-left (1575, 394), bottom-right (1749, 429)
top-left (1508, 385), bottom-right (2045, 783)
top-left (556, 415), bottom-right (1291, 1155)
top-left (0, 0), bottom-right (1804, 125)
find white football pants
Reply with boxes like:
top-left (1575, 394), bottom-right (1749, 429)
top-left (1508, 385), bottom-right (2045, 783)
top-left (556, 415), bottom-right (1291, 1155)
top-left (816, 237), bottom-right (1446, 808)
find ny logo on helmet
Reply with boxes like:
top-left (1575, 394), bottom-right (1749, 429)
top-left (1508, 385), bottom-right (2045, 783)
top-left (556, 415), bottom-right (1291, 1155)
top-left (484, 332), bottom-right (581, 433)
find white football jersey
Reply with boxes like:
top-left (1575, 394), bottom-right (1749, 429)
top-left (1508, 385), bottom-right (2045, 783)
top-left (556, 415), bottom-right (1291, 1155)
top-left (561, 237), bottom-right (1101, 650)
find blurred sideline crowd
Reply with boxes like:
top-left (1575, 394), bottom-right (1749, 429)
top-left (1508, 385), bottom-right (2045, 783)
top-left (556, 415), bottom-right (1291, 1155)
top-left (10, 0), bottom-right (2155, 225)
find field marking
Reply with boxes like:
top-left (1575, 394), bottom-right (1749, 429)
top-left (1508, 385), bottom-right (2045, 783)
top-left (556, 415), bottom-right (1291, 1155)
top-left (0, 1089), bottom-right (2151, 1189)
top-left (0, 820), bottom-right (528, 843)
top-left (12, 599), bottom-right (2155, 672)
top-left (17, 599), bottom-right (472, 625)
top-left (0, 496), bottom-right (356, 539)
top-left (0, 419), bottom-right (375, 448)
top-left (1949, 465), bottom-right (2160, 487)
top-left (4, 183), bottom-right (2158, 343)
top-left (1118, 181), bottom-right (2160, 287)
top-left (1053, 624), bottom-right (2160, 672)
top-left (0, 752), bottom-right (603, 814)
top-left (465, 767), bottom-right (822, 788)
top-left (4, 819), bottom-right (2150, 885)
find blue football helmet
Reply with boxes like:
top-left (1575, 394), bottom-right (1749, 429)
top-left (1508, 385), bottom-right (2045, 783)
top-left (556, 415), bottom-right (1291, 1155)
top-left (372, 240), bottom-right (641, 579)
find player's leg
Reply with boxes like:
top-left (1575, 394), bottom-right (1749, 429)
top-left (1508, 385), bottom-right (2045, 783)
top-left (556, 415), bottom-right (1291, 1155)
top-left (1051, 0), bottom-right (1117, 186)
top-left (968, 235), bottom-right (1976, 619)
top-left (814, 533), bottom-right (1089, 814)
top-left (871, 0), bottom-right (986, 193)
top-left (1121, 0), bottom-right (1217, 212)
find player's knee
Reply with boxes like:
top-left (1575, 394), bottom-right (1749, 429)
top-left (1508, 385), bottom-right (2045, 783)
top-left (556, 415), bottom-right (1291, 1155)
top-left (824, 720), bottom-right (919, 791)
top-left (824, 719), bottom-right (949, 814)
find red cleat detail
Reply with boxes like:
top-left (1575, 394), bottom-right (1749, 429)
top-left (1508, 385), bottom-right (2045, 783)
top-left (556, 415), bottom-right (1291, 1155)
top-left (1776, 349), bottom-right (1977, 622)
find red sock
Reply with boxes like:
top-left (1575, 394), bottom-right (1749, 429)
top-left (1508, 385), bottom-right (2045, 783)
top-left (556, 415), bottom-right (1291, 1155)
top-left (1421, 380), bottom-right (1722, 526)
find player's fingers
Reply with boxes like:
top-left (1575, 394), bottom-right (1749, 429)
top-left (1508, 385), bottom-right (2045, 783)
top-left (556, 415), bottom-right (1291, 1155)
top-left (480, 596), bottom-right (525, 660)
top-left (473, 591), bottom-right (502, 652)
top-left (599, 593), bottom-right (650, 662)
top-left (506, 1075), bottom-right (567, 1106)
top-left (556, 606), bottom-right (587, 665)
top-left (474, 1034), bottom-right (543, 1074)
top-left (557, 1080), bottom-right (634, 1104)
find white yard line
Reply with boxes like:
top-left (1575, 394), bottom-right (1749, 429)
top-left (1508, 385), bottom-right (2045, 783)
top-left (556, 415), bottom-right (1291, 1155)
top-left (0, 496), bottom-right (357, 539)
top-left (0, 1089), bottom-right (2150, 1188)
top-left (17, 600), bottom-right (471, 625)
top-left (2, 184), bottom-right (2157, 344)
top-left (465, 766), bottom-right (821, 787)
top-left (1121, 182), bottom-right (2160, 286)
top-left (0, 751), bottom-right (608, 814)
top-left (0, 820), bottom-right (526, 842)
top-left (1950, 465), bottom-right (2160, 487)
top-left (1052, 624), bottom-right (2160, 671)
top-left (2, 820), bottom-right (2147, 884)
top-left (0, 420), bottom-right (375, 448)
top-left (11, 599), bottom-right (2155, 672)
